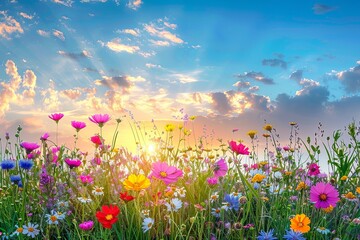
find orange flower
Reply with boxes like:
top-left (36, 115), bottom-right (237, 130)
top-left (290, 214), bottom-right (311, 233)
top-left (356, 187), bottom-right (360, 194)
top-left (263, 124), bottom-right (273, 132)
top-left (123, 174), bottom-right (150, 191)
top-left (322, 205), bottom-right (334, 213)
top-left (296, 182), bottom-right (307, 191)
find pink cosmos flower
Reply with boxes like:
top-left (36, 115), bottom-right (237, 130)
top-left (213, 158), bottom-right (228, 178)
top-left (283, 146), bottom-right (290, 151)
top-left (49, 113), bottom-right (64, 123)
top-left (20, 142), bottom-right (40, 154)
top-left (308, 163), bottom-right (320, 176)
top-left (229, 141), bottom-right (250, 155)
top-left (89, 114), bottom-right (110, 127)
top-left (40, 132), bottom-right (49, 141)
top-left (71, 121), bottom-right (86, 131)
top-left (149, 162), bottom-right (183, 185)
top-left (65, 158), bottom-right (81, 169)
top-left (310, 182), bottom-right (339, 209)
top-left (79, 221), bottom-right (94, 230)
top-left (90, 135), bottom-right (103, 147)
top-left (207, 177), bottom-right (218, 185)
top-left (79, 174), bottom-right (93, 184)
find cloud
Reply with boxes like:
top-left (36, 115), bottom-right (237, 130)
top-left (313, 4), bottom-right (336, 14)
top-left (144, 23), bottom-right (184, 44)
top-left (37, 29), bottom-right (50, 37)
top-left (236, 71), bottom-right (275, 85)
top-left (83, 67), bottom-right (99, 73)
top-left (172, 73), bottom-right (198, 84)
top-left (262, 58), bottom-right (287, 69)
top-left (233, 81), bottom-right (251, 90)
top-left (127, 0), bottom-right (143, 10)
top-left (81, 0), bottom-right (107, 2)
top-left (60, 88), bottom-right (82, 100)
top-left (163, 21), bottom-right (177, 30)
top-left (106, 38), bottom-right (140, 53)
top-left (94, 75), bottom-right (144, 93)
top-left (58, 50), bottom-right (92, 59)
top-left (52, 0), bottom-right (73, 7)
top-left (53, 29), bottom-right (65, 41)
top-left (289, 70), bottom-right (303, 83)
top-left (19, 12), bottom-right (33, 20)
top-left (41, 80), bottom-right (61, 111)
top-left (120, 28), bottom-right (140, 36)
top-left (336, 64), bottom-right (360, 93)
top-left (210, 92), bottom-right (233, 115)
top-left (149, 39), bottom-right (170, 46)
top-left (0, 11), bottom-right (24, 39)
top-left (145, 63), bottom-right (162, 69)
top-left (22, 70), bottom-right (37, 101)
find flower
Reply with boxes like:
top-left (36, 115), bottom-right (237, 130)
top-left (308, 163), bottom-right (320, 176)
top-left (247, 130), bottom-right (257, 139)
top-left (19, 159), bottom-right (34, 170)
top-left (90, 135), bottom-right (103, 147)
top-left (78, 197), bottom-right (93, 203)
top-left (356, 187), bottom-right (360, 195)
top-left (283, 229), bottom-right (306, 240)
top-left (165, 198), bottom-right (183, 212)
top-left (45, 210), bottom-right (62, 225)
top-left (340, 175), bottom-right (348, 181)
top-left (290, 214), bottom-right (311, 233)
top-left (322, 205), bottom-right (334, 213)
top-left (296, 182), bottom-right (307, 191)
top-left (71, 121), bottom-right (86, 131)
top-left (142, 217), bottom-right (154, 233)
top-left (20, 142), bottom-right (40, 154)
top-left (12, 225), bottom-right (23, 237)
top-left (149, 162), bottom-right (183, 185)
top-left (211, 208), bottom-right (222, 218)
top-left (343, 191), bottom-right (356, 200)
top-left (263, 124), bottom-right (273, 132)
top-left (79, 174), bottom-right (93, 184)
top-left (79, 221), bottom-right (94, 231)
top-left (123, 174), bottom-right (151, 191)
top-left (92, 186), bottom-right (104, 196)
top-left (96, 205), bottom-right (120, 229)
top-left (22, 222), bottom-right (40, 238)
top-left (10, 175), bottom-right (21, 184)
top-left (316, 227), bottom-right (330, 234)
top-left (213, 158), bottom-right (228, 177)
top-left (64, 158), bottom-right (81, 169)
top-left (40, 132), bottom-right (49, 141)
top-left (0, 160), bottom-right (15, 170)
top-left (310, 182), bottom-right (339, 208)
top-left (251, 174), bottom-right (266, 183)
top-left (257, 229), bottom-right (277, 240)
top-left (222, 194), bottom-right (240, 211)
top-left (207, 177), bottom-right (218, 186)
top-left (229, 141), bottom-right (250, 155)
top-left (165, 124), bottom-right (175, 132)
top-left (120, 192), bottom-right (135, 202)
top-left (48, 113), bottom-right (64, 123)
top-left (89, 114), bottom-right (110, 127)
top-left (210, 192), bottom-right (219, 203)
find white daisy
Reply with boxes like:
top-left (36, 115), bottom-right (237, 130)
top-left (142, 217), bottom-right (154, 233)
top-left (165, 198), bottom-right (182, 212)
top-left (174, 187), bottom-right (186, 198)
top-left (45, 210), bottom-right (61, 225)
top-left (92, 186), bottom-right (104, 196)
top-left (11, 225), bottom-right (23, 237)
top-left (141, 209), bottom-right (150, 218)
top-left (78, 197), bottom-right (93, 203)
top-left (56, 201), bottom-right (69, 209)
top-left (210, 192), bottom-right (219, 203)
top-left (22, 223), bottom-right (40, 238)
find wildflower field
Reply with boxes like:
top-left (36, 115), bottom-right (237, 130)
top-left (0, 113), bottom-right (359, 240)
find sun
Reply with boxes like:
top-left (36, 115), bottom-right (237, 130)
top-left (147, 144), bottom-right (156, 154)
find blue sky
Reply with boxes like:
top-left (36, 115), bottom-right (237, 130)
top-left (0, 0), bottom-right (360, 149)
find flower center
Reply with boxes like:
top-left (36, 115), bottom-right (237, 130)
top-left (147, 222), bottom-right (153, 228)
top-left (298, 222), bottom-right (304, 227)
top-left (215, 209), bottom-right (221, 213)
top-left (17, 227), bottom-right (23, 233)
top-left (96, 188), bottom-right (102, 192)
top-left (50, 215), bottom-right (57, 222)
top-left (28, 227), bottom-right (34, 232)
top-left (160, 171), bottom-right (167, 177)
top-left (105, 214), bottom-right (113, 220)
top-left (320, 193), bottom-right (327, 201)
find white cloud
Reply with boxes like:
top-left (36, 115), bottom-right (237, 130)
top-left (120, 28), bottom-right (140, 36)
top-left (172, 73), bottom-right (198, 84)
top-left (52, 0), bottom-right (73, 7)
top-left (0, 11), bottom-right (24, 39)
top-left (53, 29), bottom-right (65, 41)
top-left (149, 39), bottom-right (170, 46)
top-left (164, 21), bottom-right (177, 30)
top-left (145, 63), bottom-right (162, 69)
top-left (19, 12), bottom-right (33, 20)
top-left (37, 29), bottom-right (50, 37)
top-left (127, 0), bottom-right (143, 10)
top-left (106, 39), bottom-right (140, 53)
top-left (144, 23), bottom-right (183, 44)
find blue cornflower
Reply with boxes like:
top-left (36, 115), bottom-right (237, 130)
top-left (10, 175), bottom-right (21, 184)
top-left (222, 194), bottom-right (240, 211)
top-left (17, 181), bottom-right (23, 188)
top-left (283, 229), bottom-right (306, 240)
top-left (19, 159), bottom-right (34, 170)
top-left (257, 229), bottom-right (277, 240)
top-left (1, 160), bottom-right (15, 170)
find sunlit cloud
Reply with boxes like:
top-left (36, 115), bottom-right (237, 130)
top-left (106, 38), bottom-right (140, 53)
top-left (19, 12), bottom-right (34, 20)
top-left (52, 0), bottom-right (73, 7)
top-left (127, 0), bottom-right (143, 10)
top-left (37, 29), bottom-right (50, 37)
top-left (144, 22), bottom-right (184, 44)
top-left (119, 28), bottom-right (140, 36)
top-left (149, 39), bottom-right (170, 46)
top-left (0, 11), bottom-right (24, 39)
top-left (336, 63), bottom-right (360, 93)
top-left (53, 29), bottom-right (65, 41)
top-left (235, 71), bottom-right (275, 85)
top-left (58, 50), bottom-right (92, 59)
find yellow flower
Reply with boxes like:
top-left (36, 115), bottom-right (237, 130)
top-left (289, 122), bottom-right (297, 126)
top-left (356, 187), bottom-right (360, 194)
top-left (165, 124), bottom-right (175, 132)
top-left (344, 192), bottom-right (356, 199)
top-left (251, 174), bottom-right (266, 183)
top-left (262, 133), bottom-right (270, 138)
top-left (190, 116), bottom-right (197, 121)
top-left (322, 205), bottom-right (334, 213)
top-left (340, 176), bottom-right (348, 181)
top-left (247, 130), bottom-right (257, 139)
top-left (296, 182), bottom-right (307, 191)
top-left (259, 161), bottom-right (268, 167)
top-left (290, 214), bottom-right (311, 233)
top-left (285, 171), bottom-right (292, 176)
top-left (183, 128), bottom-right (191, 136)
top-left (263, 124), bottom-right (273, 132)
top-left (123, 174), bottom-right (151, 191)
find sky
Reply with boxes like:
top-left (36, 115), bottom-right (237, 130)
top-left (0, 0), bottom-right (360, 152)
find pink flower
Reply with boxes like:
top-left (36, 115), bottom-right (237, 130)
top-left (71, 121), bottom-right (86, 131)
top-left (149, 162), bottom-right (183, 185)
top-left (49, 113), bottom-right (64, 123)
top-left (65, 158), bottom-right (81, 169)
top-left (229, 141), bottom-right (250, 155)
top-left (89, 114), bottom-right (110, 127)
top-left (79, 174), bottom-right (93, 184)
top-left (20, 142), bottom-right (40, 154)
top-left (308, 163), bottom-right (320, 176)
top-left (213, 158), bottom-right (228, 178)
top-left (283, 146), bottom-right (290, 151)
top-left (310, 182), bottom-right (339, 209)
top-left (207, 177), bottom-right (218, 185)
top-left (41, 132), bottom-right (49, 141)
top-left (90, 135), bottom-right (103, 147)
top-left (79, 221), bottom-right (94, 230)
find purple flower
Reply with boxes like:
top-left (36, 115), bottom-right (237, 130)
top-left (71, 121), bottom-right (86, 131)
top-left (207, 177), bottom-right (218, 186)
top-left (65, 158), bottom-right (81, 169)
top-left (20, 142), bottom-right (40, 154)
top-left (79, 221), bottom-right (94, 230)
top-left (213, 158), bottom-right (228, 178)
top-left (310, 182), bottom-right (339, 208)
top-left (257, 229), bottom-right (277, 240)
top-left (89, 114), bottom-right (110, 127)
top-left (308, 163), bottom-right (320, 176)
top-left (149, 162), bottom-right (183, 185)
top-left (49, 113), bottom-right (64, 123)
top-left (41, 132), bottom-right (49, 141)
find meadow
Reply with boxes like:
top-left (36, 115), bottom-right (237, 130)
top-left (0, 113), bottom-right (359, 239)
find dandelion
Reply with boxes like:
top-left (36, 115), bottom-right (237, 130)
top-left (290, 214), bottom-right (311, 233)
top-left (247, 130), bottom-right (257, 139)
top-left (263, 124), bottom-right (273, 132)
top-left (283, 229), bottom-right (306, 240)
top-left (165, 198), bottom-right (183, 212)
top-left (316, 227), bottom-right (330, 234)
top-left (48, 113), bottom-right (64, 123)
top-left (22, 223), bottom-right (40, 238)
top-left (71, 121), bottom-right (86, 131)
top-left (19, 159), bottom-right (34, 170)
top-left (79, 221), bottom-right (94, 231)
top-left (96, 205), bottom-right (120, 229)
top-left (142, 217), bottom-right (154, 233)
top-left (1, 160), bottom-right (15, 170)
top-left (310, 182), bottom-right (339, 208)
top-left (149, 162), bottom-right (183, 185)
top-left (89, 114), bottom-right (110, 127)
top-left (213, 158), bottom-right (228, 177)
top-left (123, 174), bottom-right (151, 191)
top-left (256, 229), bottom-right (277, 240)
top-left (119, 192), bottom-right (135, 202)
top-left (308, 163), bottom-right (320, 176)
top-left (229, 140), bottom-right (250, 155)
top-left (20, 142), bottom-right (40, 154)
top-left (92, 186), bottom-right (104, 196)
top-left (64, 158), bottom-right (81, 169)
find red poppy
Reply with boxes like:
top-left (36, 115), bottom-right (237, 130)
top-left (119, 192), bottom-right (135, 202)
top-left (95, 205), bottom-right (120, 229)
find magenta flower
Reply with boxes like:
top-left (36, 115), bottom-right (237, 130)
top-left (79, 174), bottom-right (93, 184)
top-left (213, 158), bottom-right (228, 177)
top-left (41, 132), bottom-right (49, 141)
top-left (71, 121), bottom-right (86, 131)
top-left (89, 114), bottom-right (110, 127)
top-left (65, 158), bottom-right (82, 169)
top-left (229, 141), bottom-right (250, 155)
top-left (149, 162), bottom-right (183, 185)
top-left (308, 163), bottom-right (320, 176)
top-left (79, 221), bottom-right (94, 230)
top-left (207, 177), bottom-right (218, 185)
top-left (49, 113), bottom-right (64, 123)
top-left (20, 142), bottom-right (40, 154)
top-left (310, 182), bottom-right (339, 209)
